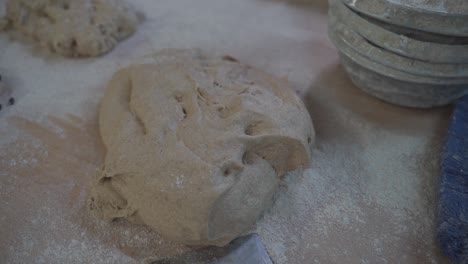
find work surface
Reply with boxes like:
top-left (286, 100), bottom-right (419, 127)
top-left (0, 0), bottom-right (452, 263)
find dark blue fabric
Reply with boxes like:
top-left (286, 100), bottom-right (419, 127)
top-left (438, 95), bottom-right (468, 264)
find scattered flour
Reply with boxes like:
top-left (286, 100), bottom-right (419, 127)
top-left (254, 97), bottom-right (448, 263)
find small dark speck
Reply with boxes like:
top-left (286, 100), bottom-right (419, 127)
top-left (8, 97), bottom-right (15, 106)
top-left (0, 104), bottom-right (2, 111)
top-left (71, 39), bottom-right (77, 49)
top-left (0, 74), bottom-right (2, 81)
top-left (99, 25), bottom-right (107, 35)
top-left (222, 55), bottom-right (238, 62)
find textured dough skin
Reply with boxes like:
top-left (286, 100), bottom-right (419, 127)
top-left (3, 0), bottom-right (138, 57)
top-left (89, 50), bottom-right (315, 246)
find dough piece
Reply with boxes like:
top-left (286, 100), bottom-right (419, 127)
top-left (3, 0), bottom-right (139, 57)
top-left (89, 50), bottom-right (315, 246)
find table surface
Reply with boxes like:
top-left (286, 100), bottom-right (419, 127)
top-left (0, 0), bottom-right (451, 263)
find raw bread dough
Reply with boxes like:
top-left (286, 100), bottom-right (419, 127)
top-left (89, 50), bottom-right (315, 246)
top-left (3, 0), bottom-right (139, 57)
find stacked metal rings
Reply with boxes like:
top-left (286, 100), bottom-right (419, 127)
top-left (328, 0), bottom-right (468, 108)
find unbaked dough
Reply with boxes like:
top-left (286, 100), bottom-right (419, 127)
top-left (2, 0), bottom-right (139, 57)
top-left (89, 49), bottom-right (315, 246)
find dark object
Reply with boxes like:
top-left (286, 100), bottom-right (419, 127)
top-left (437, 95), bottom-right (468, 263)
top-left (152, 234), bottom-right (272, 264)
top-left (0, 104), bottom-right (2, 111)
top-left (222, 55), bottom-right (239, 62)
top-left (8, 97), bottom-right (14, 105)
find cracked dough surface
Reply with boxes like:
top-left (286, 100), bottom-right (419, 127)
top-left (3, 0), bottom-right (139, 57)
top-left (89, 49), bottom-right (315, 246)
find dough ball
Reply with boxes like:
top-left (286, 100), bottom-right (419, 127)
top-left (89, 49), bottom-right (315, 246)
top-left (3, 0), bottom-right (139, 57)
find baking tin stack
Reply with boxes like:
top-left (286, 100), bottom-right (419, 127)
top-left (328, 0), bottom-right (468, 108)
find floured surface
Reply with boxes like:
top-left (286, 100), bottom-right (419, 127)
top-left (0, 0), bottom-right (451, 263)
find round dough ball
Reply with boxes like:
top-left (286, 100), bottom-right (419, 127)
top-left (3, 0), bottom-right (139, 57)
top-left (89, 50), bottom-right (315, 246)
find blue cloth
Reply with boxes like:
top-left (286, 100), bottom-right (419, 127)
top-left (438, 95), bottom-right (468, 264)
